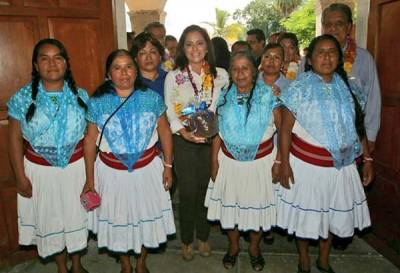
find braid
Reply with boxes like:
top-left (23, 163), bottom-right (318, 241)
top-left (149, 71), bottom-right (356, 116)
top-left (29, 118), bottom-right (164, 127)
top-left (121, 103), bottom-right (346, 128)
top-left (27, 38), bottom-right (88, 121)
top-left (306, 34), bottom-right (366, 140)
top-left (336, 66), bottom-right (366, 140)
top-left (245, 82), bottom-right (256, 119)
top-left (244, 59), bottom-right (259, 119)
top-left (93, 80), bottom-right (114, 97)
top-left (26, 70), bottom-right (40, 121)
top-left (216, 82), bottom-right (231, 116)
top-left (65, 69), bottom-right (87, 110)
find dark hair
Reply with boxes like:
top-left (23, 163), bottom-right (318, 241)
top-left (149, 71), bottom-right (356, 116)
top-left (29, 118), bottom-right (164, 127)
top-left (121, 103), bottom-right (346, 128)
top-left (165, 35), bottom-right (177, 43)
top-left (130, 32), bottom-right (165, 61)
top-left (211, 37), bottom-right (230, 71)
top-left (231, 40), bottom-right (251, 54)
top-left (127, 31), bottom-right (135, 41)
top-left (262, 43), bottom-right (285, 59)
top-left (322, 3), bottom-right (353, 25)
top-left (305, 34), bottom-right (365, 140)
top-left (175, 25), bottom-right (217, 77)
top-left (144, 21), bottom-right (166, 33)
top-left (268, 31), bottom-right (283, 44)
top-left (26, 38), bottom-right (86, 122)
top-left (278, 32), bottom-right (300, 56)
top-left (246, 28), bottom-right (266, 43)
top-left (278, 32), bottom-right (299, 47)
top-left (93, 49), bottom-right (146, 97)
top-left (217, 51), bottom-right (257, 117)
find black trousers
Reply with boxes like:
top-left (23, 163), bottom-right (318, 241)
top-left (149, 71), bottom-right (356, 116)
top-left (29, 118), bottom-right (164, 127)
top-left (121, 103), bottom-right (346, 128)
top-left (173, 135), bottom-right (211, 244)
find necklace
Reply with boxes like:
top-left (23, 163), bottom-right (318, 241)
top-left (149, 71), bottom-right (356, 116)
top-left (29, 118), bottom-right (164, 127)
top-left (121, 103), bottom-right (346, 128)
top-left (47, 91), bottom-right (62, 112)
top-left (49, 95), bottom-right (59, 105)
top-left (237, 92), bottom-right (251, 105)
top-left (186, 62), bottom-right (214, 106)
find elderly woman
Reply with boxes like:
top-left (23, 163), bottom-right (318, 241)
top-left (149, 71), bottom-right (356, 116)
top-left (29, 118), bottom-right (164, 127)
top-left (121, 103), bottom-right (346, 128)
top-left (8, 39), bottom-right (89, 273)
top-left (205, 52), bottom-right (281, 271)
top-left (278, 32), bottom-right (301, 80)
top-left (131, 32), bottom-right (167, 99)
top-left (164, 24), bottom-right (229, 261)
top-left (277, 35), bottom-right (373, 273)
top-left (83, 49), bottom-right (175, 273)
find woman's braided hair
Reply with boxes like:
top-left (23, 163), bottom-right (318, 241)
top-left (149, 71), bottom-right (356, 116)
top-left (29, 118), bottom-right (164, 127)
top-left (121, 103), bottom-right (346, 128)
top-left (217, 51), bottom-right (258, 118)
top-left (92, 49), bottom-right (146, 97)
top-left (26, 38), bottom-right (87, 122)
top-left (305, 34), bottom-right (365, 140)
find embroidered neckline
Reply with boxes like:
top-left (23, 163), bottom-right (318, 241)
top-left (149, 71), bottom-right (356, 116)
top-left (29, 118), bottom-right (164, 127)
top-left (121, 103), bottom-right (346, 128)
top-left (237, 92), bottom-right (251, 105)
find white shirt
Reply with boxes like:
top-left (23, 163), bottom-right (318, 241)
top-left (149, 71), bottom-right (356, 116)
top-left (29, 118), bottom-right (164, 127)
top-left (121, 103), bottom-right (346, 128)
top-left (164, 66), bottom-right (229, 133)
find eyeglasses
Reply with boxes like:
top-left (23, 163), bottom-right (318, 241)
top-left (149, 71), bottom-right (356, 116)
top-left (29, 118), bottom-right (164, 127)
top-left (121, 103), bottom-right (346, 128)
top-left (315, 49), bottom-right (339, 58)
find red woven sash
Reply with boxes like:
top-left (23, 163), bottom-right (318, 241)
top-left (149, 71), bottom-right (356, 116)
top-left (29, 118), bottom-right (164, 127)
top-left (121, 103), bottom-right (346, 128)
top-left (221, 138), bottom-right (274, 160)
top-left (99, 146), bottom-right (159, 170)
top-left (290, 134), bottom-right (334, 167)
top-left (24, 139), bottom-right (84, 166)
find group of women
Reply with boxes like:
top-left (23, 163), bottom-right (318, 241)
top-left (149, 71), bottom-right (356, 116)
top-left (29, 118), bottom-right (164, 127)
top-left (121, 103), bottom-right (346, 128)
top-left (8, 23), bottom-right (373, 273)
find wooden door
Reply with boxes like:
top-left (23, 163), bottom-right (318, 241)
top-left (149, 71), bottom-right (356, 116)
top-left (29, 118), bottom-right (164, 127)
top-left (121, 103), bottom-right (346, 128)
top-left (366, 0), bottom-right (400, 267)
top-left (0, 0), bottom-right (116, 267)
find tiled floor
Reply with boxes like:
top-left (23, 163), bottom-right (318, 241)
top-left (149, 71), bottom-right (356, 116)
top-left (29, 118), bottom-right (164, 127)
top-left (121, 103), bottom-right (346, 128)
top-left (2, 200), bottom-right (399, 273)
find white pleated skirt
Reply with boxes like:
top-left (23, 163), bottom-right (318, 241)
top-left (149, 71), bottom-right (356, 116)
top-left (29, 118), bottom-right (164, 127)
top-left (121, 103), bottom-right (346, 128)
top-left (88, 156), bottom-right (176, 254)
top-left (276, 155), bottom-right (371, 240)
top-left (205, 150), bottom-right (277, 232)
top-left (18, 157), bottom-right (88, 258)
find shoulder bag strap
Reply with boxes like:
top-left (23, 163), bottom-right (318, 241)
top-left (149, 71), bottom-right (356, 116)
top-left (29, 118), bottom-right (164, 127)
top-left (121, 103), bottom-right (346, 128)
top-left (96, 90), bottom-right (135, 153)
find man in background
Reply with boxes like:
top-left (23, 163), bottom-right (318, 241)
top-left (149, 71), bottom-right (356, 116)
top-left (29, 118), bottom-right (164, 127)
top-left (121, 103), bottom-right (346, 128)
top-left (246, 28), bottom-right (266, 67)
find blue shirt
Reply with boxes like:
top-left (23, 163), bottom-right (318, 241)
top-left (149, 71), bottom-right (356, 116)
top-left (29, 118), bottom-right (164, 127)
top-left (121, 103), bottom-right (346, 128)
top-left (351, 47), bottom-right (381, 142)
top-left (257, 73), bottom-right (290, 91)
top-left (7, 81), bottom-right (88, 167)
top-left (140, 67), bottom-right (167, 100)
top-left (299, 46), bottom-right (381, 141)
top-left (87, 89), bottom-right (165, 171)
top-left (280, 71), bottom-right (361, 169)
top-left (218, 81), bottom-right (276, 161)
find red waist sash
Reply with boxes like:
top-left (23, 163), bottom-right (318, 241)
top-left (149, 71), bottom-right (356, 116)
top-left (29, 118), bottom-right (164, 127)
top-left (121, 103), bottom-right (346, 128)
top-left (24, 139), bottom-right (84, 166)
top-left (221, 137), bottom-right (274, 160)
top-left (99, 145), bottom-right (159, 170)
top-left (290, 134), bottom-right (334, 167)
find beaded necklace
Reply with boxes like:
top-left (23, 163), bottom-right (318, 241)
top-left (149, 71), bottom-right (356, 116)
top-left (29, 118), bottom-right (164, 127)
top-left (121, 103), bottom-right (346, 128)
top-left (186, 62), bottom-right (214, 106)
top-left (237, 92), bottom-right (251, 105)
